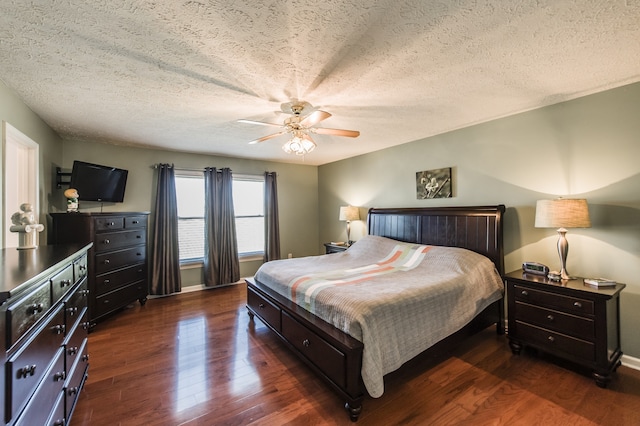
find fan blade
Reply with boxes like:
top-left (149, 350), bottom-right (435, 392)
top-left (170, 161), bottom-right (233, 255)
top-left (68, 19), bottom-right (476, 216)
top-left (300, 110), bottom-right (331, 127)
top-left (237, 119), bottom-right (282, 128)
top-left (248, 131), bottom-right (287, 144)
top-left (313, 128), bottom-right (360, 138)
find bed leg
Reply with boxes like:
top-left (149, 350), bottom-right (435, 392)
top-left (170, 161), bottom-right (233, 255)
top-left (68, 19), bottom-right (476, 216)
top-left (345, 401), bottom-right (362, 422)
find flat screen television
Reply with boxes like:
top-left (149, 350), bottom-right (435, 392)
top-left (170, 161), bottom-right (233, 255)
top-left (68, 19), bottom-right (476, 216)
top-left (70, 160), bottom-right (128, 202)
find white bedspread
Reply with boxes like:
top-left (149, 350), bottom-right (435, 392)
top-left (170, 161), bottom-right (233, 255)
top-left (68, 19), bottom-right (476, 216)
top-left (254, 235), bottom-right (504, 398)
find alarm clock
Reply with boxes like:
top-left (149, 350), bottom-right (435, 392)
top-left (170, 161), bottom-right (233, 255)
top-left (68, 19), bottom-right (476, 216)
top-left (522, 261), bottom-right (550, 276)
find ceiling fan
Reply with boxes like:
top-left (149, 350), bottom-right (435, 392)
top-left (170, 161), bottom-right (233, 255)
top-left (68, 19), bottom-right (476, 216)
top-left (238, 100), bottom-right (360, 155)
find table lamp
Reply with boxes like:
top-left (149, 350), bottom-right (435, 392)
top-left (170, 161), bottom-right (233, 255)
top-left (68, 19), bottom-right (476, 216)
top-left (339, 206), bottom-right (360, 246)
top-left (535, 198), bottom-right (591, 280)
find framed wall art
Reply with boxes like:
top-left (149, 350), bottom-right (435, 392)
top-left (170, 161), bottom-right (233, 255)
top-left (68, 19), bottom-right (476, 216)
top-left (416, 167), bottom-right (452, 199)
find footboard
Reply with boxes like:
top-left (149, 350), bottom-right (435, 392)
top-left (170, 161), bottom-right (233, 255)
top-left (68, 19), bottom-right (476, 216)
top-left (246, 277), bottom-right (365, 421)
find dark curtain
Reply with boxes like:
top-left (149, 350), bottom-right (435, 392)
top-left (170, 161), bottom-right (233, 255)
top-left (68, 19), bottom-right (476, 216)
top-left (264, 171), bottom-right (281, 261)
top-left (204, 167), bottom-right (240, 286)
top-left (150, 164), bottom-right (182, 295)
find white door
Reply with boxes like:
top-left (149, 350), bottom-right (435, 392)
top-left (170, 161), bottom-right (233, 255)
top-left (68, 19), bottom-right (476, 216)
top-left (2, 122), bottom-right (39, 248)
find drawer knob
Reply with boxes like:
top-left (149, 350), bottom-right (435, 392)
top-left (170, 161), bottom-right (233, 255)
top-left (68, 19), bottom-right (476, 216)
top-left (53, 324), bottom-right (66, 334)
top-left (53, 419), bottom-right (65, 426)
top-left (82, 354), bottom-right (90, 362)
top-left (104, 259), bottom-right (110, 264)
top-left (302, 339), bottom-right (310, 347)
top-left (68, 346), bottom-right (79, 356)
top-left (79, 264), bottom-right (87, 271)
top-left (520, 290), bottom-right (528, 296)
top-left (132, 220), bottom-right (139, 224)
top-left (259, 303), bottom-right (265, 309)
top-left (104, 239), bottom-right (110, 244)
top-left (28, 303), bottom-right (44, 314)
top-left (60, 279), bottom-right (72, 287)
top-left (573, 301), bottom-right (582, 308)
top-left (67, 306), bottom-right (79, 316)
top-left (109, 222), bottom-right (115, 226)
top-left (54, 371), bottom-right (66, 382)
top-left (546, 314), bottom-right (554, 321)
top-left (68, 386), bottom-right (79, 396)
top-left (17, 364), bottom-right (37, 378)
top-left (548, 336), bottom-right (555, 343)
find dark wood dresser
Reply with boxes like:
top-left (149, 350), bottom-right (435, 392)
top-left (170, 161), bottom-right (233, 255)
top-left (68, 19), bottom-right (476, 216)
top-left (0, 243), bottom-right (91, 425)
top-left (50, 212), bottom-right (149, 326)
top-left (505, 270), bottom-right (625, 387)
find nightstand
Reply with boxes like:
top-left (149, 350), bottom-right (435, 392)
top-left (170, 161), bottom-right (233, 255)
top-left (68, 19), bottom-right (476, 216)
top-left (505, 270), bottom-right (625, 388)
top-left (324, 243), bottom-right (348, 254)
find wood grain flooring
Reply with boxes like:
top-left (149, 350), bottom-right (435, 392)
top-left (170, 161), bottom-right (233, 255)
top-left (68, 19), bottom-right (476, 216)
top-left (72, 282), bottom-right (640, 425)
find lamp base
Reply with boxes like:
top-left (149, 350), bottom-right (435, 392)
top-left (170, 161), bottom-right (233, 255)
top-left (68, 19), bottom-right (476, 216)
top-left (556, 228), bottom-right (576, 280)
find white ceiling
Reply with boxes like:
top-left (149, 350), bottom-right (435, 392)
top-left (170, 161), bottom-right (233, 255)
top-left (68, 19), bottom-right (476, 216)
top-left (1, 1), bottom-right (639, 166)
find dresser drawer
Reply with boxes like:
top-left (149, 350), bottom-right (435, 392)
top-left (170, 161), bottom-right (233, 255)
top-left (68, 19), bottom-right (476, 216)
top-left (74, 253), bottom-right (88, 284)
top-left (51, 264), bottom-right (75, 304)
top-left (95, 246), bottom-right (146, 274)
top-left (513, 284), bottom-right (594, 315)
top-left (13, 348), bottom-right (65, 426)
top-left (65, 338), bottom-right (89, 420)
top-left (94, 229), bottom-right (146, 252)
top-left (516, 321), bottom-right (595, 362)
top-left (281, 311), bottom-right (347, 388)
top-left (516, 302), bottom-right (595, 341)
top-left (6, 305), bottom-right (66, 422)
top-left (47, 391), bottom-right (66, 426)
top-left (247, 287), bottom-right (281, 331)
top-left (94, 216), bottom-right (124, 231)
top-left (94, 281), bottom-right (146, 319)
top-left (125, 215), bottom-right (147, 229)
top-left (95, 263), bottom-right (146, 296)
top-left (7, 280), bottom-right (52, 349)
top-left (65, 309), bottom-right (89, 370)
top-left (64, 279), bottom-right (89, 323)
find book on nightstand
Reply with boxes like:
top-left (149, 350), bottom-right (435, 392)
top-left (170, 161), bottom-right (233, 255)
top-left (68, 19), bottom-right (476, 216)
top-left (583, 278), bottom-right (617, 288)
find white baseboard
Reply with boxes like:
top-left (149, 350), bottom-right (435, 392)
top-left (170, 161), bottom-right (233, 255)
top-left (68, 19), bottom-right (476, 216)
top-left (148, 278), bottom-right (246, 298)
top-left (621, 354), bottom-right (640, 371)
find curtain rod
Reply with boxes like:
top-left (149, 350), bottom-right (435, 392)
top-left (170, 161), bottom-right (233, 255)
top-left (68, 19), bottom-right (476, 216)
top-left (150, 165), bottom-right (276, 176)
top-left (150, 164), bottom-right (228, 173)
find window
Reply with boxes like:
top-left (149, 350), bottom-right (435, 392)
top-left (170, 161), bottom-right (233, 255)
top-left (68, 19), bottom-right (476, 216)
top-left (174, 172), bottom-right (264, 263)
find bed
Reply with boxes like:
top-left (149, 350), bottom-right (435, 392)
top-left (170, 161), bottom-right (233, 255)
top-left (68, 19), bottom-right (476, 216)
top-left (246, 205), bottom-right (506, 421)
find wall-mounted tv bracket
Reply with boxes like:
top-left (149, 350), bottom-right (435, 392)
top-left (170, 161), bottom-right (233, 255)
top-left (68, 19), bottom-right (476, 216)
top-left (56, 167), bottom-right (71, 188)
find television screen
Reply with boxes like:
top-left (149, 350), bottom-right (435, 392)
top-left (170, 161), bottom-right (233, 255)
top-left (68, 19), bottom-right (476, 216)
top-left (70, 161), bottom-right (128, 202)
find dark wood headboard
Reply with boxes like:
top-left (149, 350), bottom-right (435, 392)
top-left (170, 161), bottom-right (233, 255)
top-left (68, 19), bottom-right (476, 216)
top-left (367, 205), bottom-right (506, 275)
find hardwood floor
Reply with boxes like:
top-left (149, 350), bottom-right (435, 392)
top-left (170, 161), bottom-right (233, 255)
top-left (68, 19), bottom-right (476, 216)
top-left (72, 282), bottom-right (640, 425)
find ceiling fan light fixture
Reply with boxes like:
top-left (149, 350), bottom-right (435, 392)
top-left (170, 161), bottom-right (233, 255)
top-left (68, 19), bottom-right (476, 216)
top-left (283, 132), bottom-right (316, 155)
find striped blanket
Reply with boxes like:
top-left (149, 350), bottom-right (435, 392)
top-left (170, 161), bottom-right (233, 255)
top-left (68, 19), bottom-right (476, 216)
top-left (254, 235), bottom-right (504, 398)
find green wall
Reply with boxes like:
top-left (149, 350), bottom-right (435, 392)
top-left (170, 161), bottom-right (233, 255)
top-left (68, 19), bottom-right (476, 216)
top-left (318, 82), bottom-right (640, 359)
top-left (59, 140), bottom-right (319, 284)
top-left (1, 80), bottom-right (63, 245)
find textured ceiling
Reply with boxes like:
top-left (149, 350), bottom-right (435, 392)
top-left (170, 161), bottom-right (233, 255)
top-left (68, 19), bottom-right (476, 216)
top-left (1, 1), bottom-right (639, 165)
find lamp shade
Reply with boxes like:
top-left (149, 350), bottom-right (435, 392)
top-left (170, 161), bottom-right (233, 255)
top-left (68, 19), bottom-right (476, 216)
top-left (535, 199), bottom-right (591, 229)
top-left (339, 206), bottom-right (360, 221)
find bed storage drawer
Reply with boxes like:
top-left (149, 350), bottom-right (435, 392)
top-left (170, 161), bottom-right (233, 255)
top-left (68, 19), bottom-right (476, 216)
top-left (247, 286), bottom-right (281, 331)
top-left (281, 311), bottom-right (347, 388)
